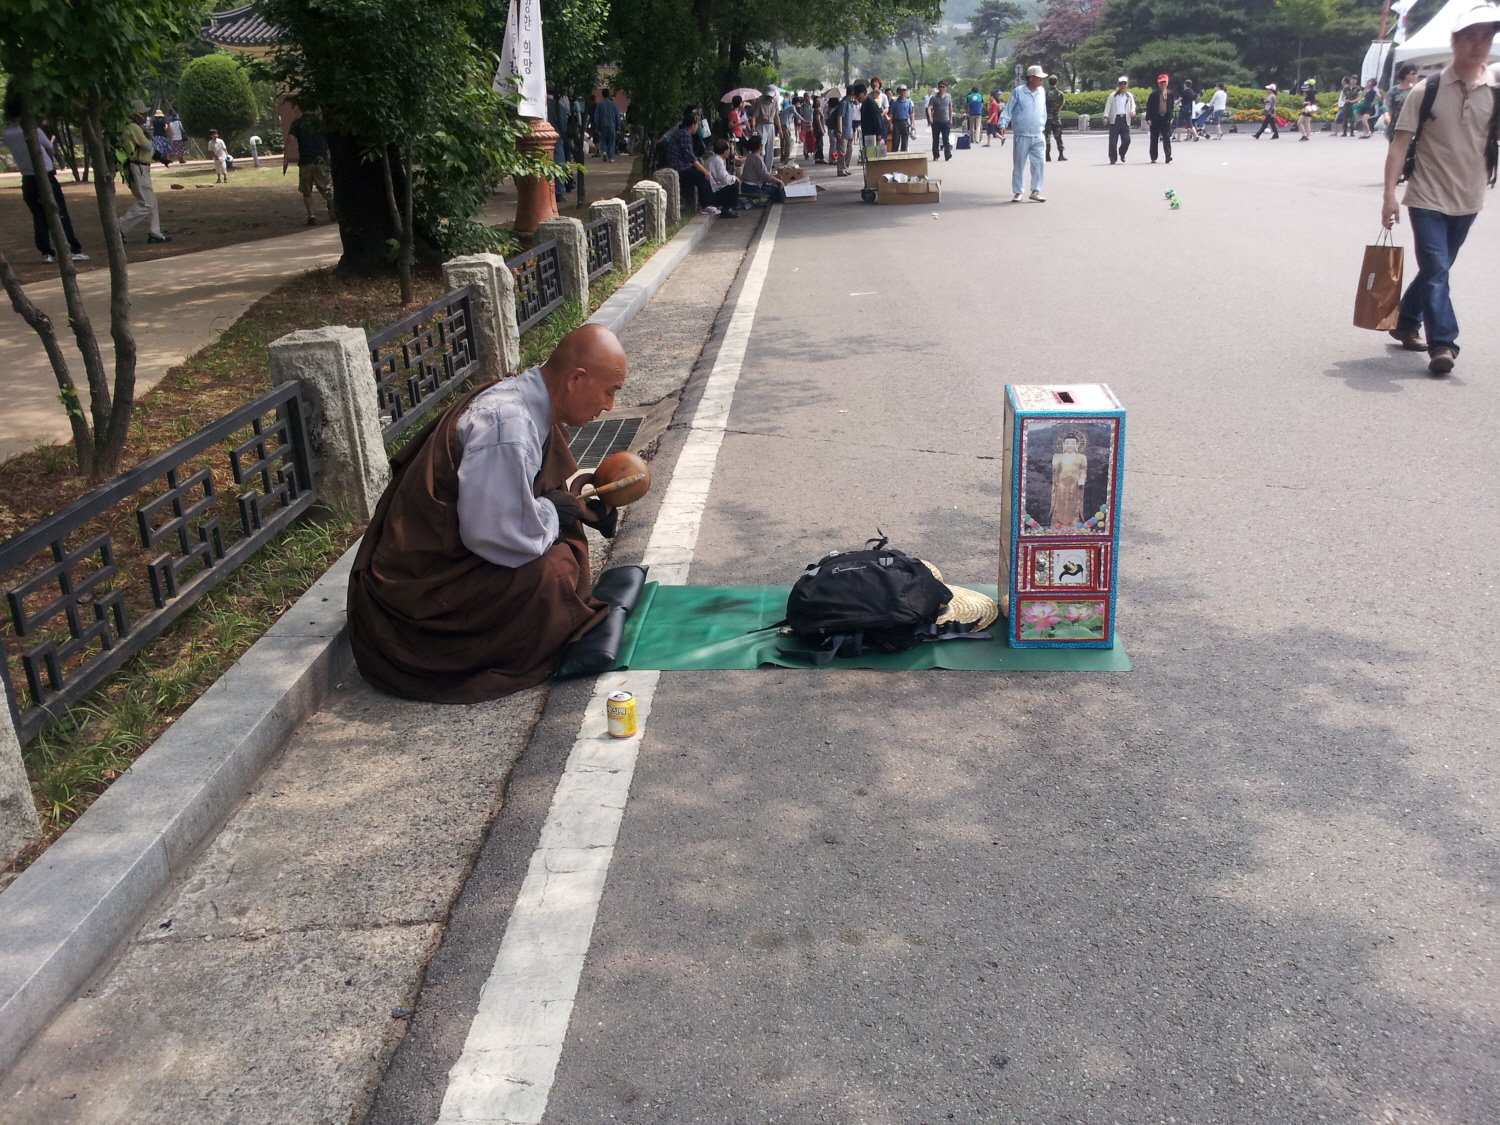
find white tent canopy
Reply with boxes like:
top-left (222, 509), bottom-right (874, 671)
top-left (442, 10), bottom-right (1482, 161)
top-left (1392, 0), bottom-right (1500, 68)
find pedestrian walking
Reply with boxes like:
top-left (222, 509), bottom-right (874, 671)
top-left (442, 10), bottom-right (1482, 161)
top-left (860, 80), bottom-right (884, 158)
top-left (593, 90), bottom-right (620, 162)
top-left (1336, 78), bottom-right (1356, 136)
top-left (966, 85), bottom-right (985, 143)
top-left (1298, 89), bottom-right (1318, 139)
top-left (288, 110), bottom-right (335, 224)
top-left (210, 128), bottom-right (229, 181)
top-left (1253, 84), bottom-right (1280, 139)
top-left (985, 90), bottom-right (1002, 145)
top-left (927, 80), bottom-right (953, 161)
top-left (1145, 74), bottom-right (1177, 162)
top-left (890, 84), bottom-right (914, 152)
top-left (870, 76), bottom-right (891, 142)
top-left (998, 66), bottom-right (1048, 202)
top-left (151, 110), bottom-right (171, 167)
top-left (1174, 80), bottom-right (1196, 142)
top-left (1385, 64), bottom-right (1418, 141)
top-left (3, 91), bottom-right (87, 263)
top-left (797, 94), bottom-right (816, 159)
top-left (754, 88), bottom-right (778, 161)
top-left (1357, 79), bottom-right (1381, 138)
top-left (1104, 77), bottom-right (1136, 164)
top-left (1044, 74), bottom-right (1066, 161)
top-left (1381, 0), bottom-right (1500, 376)
top-left (836, 86), bottom-right (861, 175)
top-left (167, 112), bottom-right (187, 163)
top-left (778, 92), bottom-right (797, 163)
top-left (121, 102), bottom-right (171, 242)
top-left (1207, 83), bottom-right (1227, 138)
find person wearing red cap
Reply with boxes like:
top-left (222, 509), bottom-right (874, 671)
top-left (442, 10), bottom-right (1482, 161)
top-left (1145, 73), bottom-right (1178, 164)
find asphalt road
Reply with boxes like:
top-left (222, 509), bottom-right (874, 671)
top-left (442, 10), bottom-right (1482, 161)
top-left (373, 130), bottom-right (1500, 1125)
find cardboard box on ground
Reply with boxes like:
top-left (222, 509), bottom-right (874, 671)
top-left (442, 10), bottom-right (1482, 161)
top-left (878, 180), bottom-right (940, 204)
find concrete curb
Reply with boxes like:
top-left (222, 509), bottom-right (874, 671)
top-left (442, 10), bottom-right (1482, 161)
top-left (0, 208), bottom-right (719, 1081)
top-left (588, 212), bottom-right (715, 336)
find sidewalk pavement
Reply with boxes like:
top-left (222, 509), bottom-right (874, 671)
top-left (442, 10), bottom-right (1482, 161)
top-left (0, 225), bottom-right (341, 463)
top-left (0, 213), bottom-right (760, 1124)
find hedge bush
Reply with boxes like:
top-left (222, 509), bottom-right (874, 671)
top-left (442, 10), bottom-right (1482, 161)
top-left (178, 54), bottom-right (256, 143)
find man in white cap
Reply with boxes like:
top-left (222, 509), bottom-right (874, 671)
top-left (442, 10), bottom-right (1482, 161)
top-left (998, 65), bottom-right (1048, 201)
top-left (754, 87), bottom-right (779, 162)
top-left (119, 100), bottom-right (171, 244)
top-left (1381, 0), bottom-right (1500, 375)
top-left (1103, 77), bottom-right (1136, 164)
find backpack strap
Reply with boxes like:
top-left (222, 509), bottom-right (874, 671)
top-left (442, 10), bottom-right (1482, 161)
top-left (1487, 81), bottom-right (1500, 187)
top-left (1400, 75), bottom-right (1441, 185)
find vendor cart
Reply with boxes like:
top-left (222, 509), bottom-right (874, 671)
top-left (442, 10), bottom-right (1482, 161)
top-left (861, 152), bottom-right (930, 203)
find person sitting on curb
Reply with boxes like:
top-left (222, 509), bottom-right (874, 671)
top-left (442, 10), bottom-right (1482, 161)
top-left (738, 134), bottom-right (785, 204)
top-left (704, 138), bottom-right (741, 217)
top-left (348, 324), bottom-right (627, 702)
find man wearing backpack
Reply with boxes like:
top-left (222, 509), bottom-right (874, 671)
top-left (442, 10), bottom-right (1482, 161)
top-left (1381, 1), bottom-right (1500, 376)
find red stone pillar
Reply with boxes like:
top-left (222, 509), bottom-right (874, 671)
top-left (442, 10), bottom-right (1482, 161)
top-left (514, 116), bottom-right (559, 238)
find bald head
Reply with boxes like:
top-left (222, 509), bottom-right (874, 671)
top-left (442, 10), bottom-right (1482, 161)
top-left (541, 324), bottom-right (628, 427)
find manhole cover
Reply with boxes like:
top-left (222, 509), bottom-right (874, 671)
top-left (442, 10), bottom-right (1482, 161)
top-left (568, 416), bottom-right (642, 469)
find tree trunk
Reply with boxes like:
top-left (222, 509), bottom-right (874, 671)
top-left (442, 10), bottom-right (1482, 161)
top-left (843, 43), bottom-right (851, 86)
top-left (401, 147), bottom-right (416, 305)
top-left (329, 133), bottom-right (402, 275)
top-left (901, 39), bottom-right (917, 87)
top-left (78, 99), bottom-right (136, 477)
top-left (729, 37), bottom-right (746, 88)
top-left (0, 250), bottom-right (94, 475)
top-left (379, 147), bottom-right (413, 305)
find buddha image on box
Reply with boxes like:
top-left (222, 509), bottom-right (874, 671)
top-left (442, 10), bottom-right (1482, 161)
top-left (1050, 428), bottom-right (1088, 529)
top-left (1019, 417), bottom-right (1114, 535)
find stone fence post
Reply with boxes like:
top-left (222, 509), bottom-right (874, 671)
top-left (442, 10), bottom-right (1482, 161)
top-left (268, 327), bottom-right (390, 523)
top-left (443, 253), bottom-right (521, 378)
top-left (651, 167), bottom-right (681, 224)
top-left (1078, 114), bottom-right (1090, 132)
top-left (630, 180), bottom-right (667, 244)
top-left (535, 216), bottom-right (589, 305)
top-left (589, 199), bottom-right (630, 275)
top-left (0, 708), bottom-right (40, 867)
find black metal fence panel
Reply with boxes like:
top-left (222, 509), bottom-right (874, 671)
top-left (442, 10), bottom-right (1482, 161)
top-left (0, 384), bottom-right (317, 741)
top-left (369, 287), bottom-right (483, 443)
top-left (508, 240), bottom-right (566, 335)
top-left (627, 197), bottom-right (649, 248)
top-left (584, 215), bottom-right (613, 283)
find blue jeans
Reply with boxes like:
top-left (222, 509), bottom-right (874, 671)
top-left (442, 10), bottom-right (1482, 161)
top-left (1012, 133), bottom-right (1044, 193)
top-left (597, 125), bottom-right (616, 161)
top-left (1398, 207), bottom-right (1477, 355)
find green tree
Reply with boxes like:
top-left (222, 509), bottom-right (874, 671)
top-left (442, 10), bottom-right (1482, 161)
top-left (0, 0), bottom-right (204, 479)
top-left (1277, 0), bottom-right (1336, 86)
top-left (177, 53), bottom-right (257, 144)
top-left (1065, 32), bottom-right (1123, 89)
top-left (1123, 35), bottom-right (1254, 87)
top-left (965, 1), bottom-right (1025, 70)
top-left (262, 0), bottom-right (551, 301)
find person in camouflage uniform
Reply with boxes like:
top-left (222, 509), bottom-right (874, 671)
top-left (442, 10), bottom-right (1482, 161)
top-left (1045, 75), bottom-right (1067, 161)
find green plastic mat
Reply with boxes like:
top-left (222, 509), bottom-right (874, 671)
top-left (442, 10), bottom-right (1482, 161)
top-left (616, 583), bottom-right (1133, 672)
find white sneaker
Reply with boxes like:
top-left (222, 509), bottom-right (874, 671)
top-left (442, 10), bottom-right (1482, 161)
top-left (700, 206), bottom-right (720, 215)
top-left (1030, 191), bottom-right (1046, 202)
top-left (1011, 193), bottom-right (1021, 202)
top-left (72, 252), bottom-right (90, 261)
top-left (43, 254), bottom-right (55, 263)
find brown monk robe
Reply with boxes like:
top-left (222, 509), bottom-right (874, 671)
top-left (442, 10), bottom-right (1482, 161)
top-left (348, 325), bottom-right (627, 702)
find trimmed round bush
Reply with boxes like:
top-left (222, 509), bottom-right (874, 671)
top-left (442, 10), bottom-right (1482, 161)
top-left (178, 53), bottom-right (257, 143)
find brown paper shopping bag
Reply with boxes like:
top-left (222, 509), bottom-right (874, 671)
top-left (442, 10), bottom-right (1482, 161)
top-left (1353, 229), bottom-right (1403, 331)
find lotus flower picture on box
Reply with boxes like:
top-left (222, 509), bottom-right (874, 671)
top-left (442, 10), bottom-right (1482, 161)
top-left (1000, 385), bottom-right (1124, 648)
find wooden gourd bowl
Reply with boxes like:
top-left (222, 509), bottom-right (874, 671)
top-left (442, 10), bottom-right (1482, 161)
top-left (573, 450), bottom-right (651, 508)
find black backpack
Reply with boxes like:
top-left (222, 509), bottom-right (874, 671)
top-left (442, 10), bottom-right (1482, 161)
top-left (777, 536), bottom-right (973, 665)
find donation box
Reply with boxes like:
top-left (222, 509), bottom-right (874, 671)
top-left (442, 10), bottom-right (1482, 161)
top-left (999, 384), bottom-right (1125, 648)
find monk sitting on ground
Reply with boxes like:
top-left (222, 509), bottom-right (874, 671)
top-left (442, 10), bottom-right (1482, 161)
top-left (348, 324), bottom-right (627, 702)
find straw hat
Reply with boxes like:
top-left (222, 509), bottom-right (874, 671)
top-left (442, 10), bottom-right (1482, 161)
top-left (937, 585), bottom-right (999, 630)
top-left (919, 561), bottom-right (999, 630)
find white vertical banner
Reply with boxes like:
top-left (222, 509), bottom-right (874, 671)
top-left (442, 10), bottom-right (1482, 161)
top-left (494, 0), bottom-right (547, 117)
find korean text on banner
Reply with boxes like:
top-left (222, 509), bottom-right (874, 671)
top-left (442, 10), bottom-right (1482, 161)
top-left (494, 0), bottom-right (547, 117)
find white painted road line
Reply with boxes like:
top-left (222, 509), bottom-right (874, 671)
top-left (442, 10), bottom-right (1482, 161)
top-left (434, 205), bottom-right (782, 1125)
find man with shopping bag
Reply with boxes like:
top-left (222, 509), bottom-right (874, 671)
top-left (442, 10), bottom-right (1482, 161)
top-left (1380, 0), bottom-right (1500, 375)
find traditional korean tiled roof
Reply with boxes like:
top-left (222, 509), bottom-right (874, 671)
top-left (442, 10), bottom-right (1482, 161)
top-left (201, 4), bottom-right (282, 48)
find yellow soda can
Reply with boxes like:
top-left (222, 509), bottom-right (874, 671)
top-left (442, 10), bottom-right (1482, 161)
top-left (606, 690), bottom-right (637, 738)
